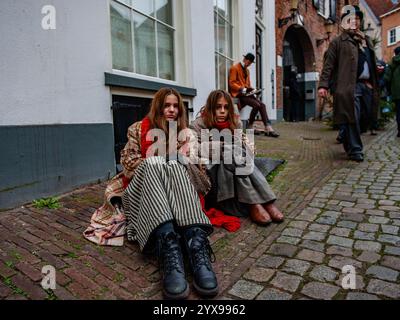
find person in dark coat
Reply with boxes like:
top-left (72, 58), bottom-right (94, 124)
top-left (288, 67), bottom-right (302, 122)
top-left (384, 46), bottom-right (400, 137)
top-left (318, 5), bottom-right (379, 162)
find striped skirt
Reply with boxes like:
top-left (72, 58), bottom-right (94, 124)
top-left (122, 156), bottom-right (212, 252)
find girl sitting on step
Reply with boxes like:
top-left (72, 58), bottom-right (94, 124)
top-left (190, 90), bottom-right (285, 226)
top-left (84, 88), bottom-right (218, 300)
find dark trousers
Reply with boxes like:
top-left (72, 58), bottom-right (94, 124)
top-left (239, 96), bottom-right (271, 126)
top-left (340, 83), bottom-right (366, 157)
top-left (395, 100), bottom-right (400, 132)
top-left (357, 82), bottom-right (376, 132)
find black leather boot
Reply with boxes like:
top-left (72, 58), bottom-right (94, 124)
top-left (184, 227), bottom-right (219, 297)
top-left (156, 232), bottom-right (189, 300)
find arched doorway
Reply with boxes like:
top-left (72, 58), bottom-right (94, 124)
top-left (283, 25), bottom-right (316, 122)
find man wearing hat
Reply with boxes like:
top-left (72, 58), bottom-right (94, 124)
top-left (318, 5), bottom-right (379, 162)
top-left (384, 46), bottom-right (400, 137)
top-left (229, 53), bottom-right (279, 137)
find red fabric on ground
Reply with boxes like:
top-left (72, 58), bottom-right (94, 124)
top-left (199, 194), bottom-right (241, 232)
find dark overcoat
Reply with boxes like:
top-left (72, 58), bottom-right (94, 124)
top-left (319, 32), bottom-right (379, 125)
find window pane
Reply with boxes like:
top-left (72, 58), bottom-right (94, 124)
top-left (119, 0), bottom-right (132, 6)
top-left (134, 13), bottom-right (157, 77)
top-left (217, 0), bottom-right (227, 16)
top-left (217, 16), bottom-right (227, 54)
top-left (218, 56), bottom-right (227, 90)
top-left (155, 0), bottom-right (173, 26)
top-left (214, 14), bottom-right (219, 52)
top-left (216, 0), bottom-right (231, 21)
top-left (215, 54), bottom-right (219, 88)
top-left (226, 23), bottom-right (232, 57)
top-left (226, 0), bottom-right (232, 22)
top-left (132, 0), bottom-right (154, 16)
top-left (157, 23), bottom-right (175, 80)
top-left (111, 1), bottom-right (133, 72)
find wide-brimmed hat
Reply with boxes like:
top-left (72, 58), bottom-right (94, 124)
top-left (243, 53), bottom-right (255, 63)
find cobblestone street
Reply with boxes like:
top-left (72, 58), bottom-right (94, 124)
top-left (0, 121), bottom-right (399, 300)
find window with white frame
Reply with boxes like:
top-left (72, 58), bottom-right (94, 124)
top-left (388, 28), bottom-right (398, 46)
top-left (316, 0), bottom-right (337, 20)
top-left (110, 0), bottom-right (175, 81)
top-left (214, 0), bottom-right (234, 91)
top-left (318, 0), bottom-right (330, 18)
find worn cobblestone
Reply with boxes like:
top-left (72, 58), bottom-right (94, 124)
top-left (357, 251), bottom-right (381, 264)
top-left (301, 282), bottom-right (340, 300)
top-left (327, 236), bottom-right (354, 248)
top-left (366, 266), bottom-right (399, 282)
top-left (282, 259), bottom-right (311, 276)
top-left (309, 266), bottom-right (338, 282)
top-left (367, 279), bottom-right (400, 299)
top-left (256, 288), bottom-right (292, 300)
top-left (228, 280), bottom-right (264, 300)
top-left (270, 272), bottom-right (302, 293)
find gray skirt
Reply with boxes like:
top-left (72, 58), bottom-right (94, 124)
top-left (206, 163), bottom-right (276, 217)
top-left (122, 156), bottom-right (212, 252)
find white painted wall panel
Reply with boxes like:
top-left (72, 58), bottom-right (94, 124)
top-left (0, 0), bottom-right (112, 125)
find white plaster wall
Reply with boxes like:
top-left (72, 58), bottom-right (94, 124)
top-left (188, 0), bottom-right (216, 114)
top-left (264, 0), bottom-right (277, 119)
top-left (236, 0), bottom-right (257, 85)
top-left (0, 0), bottom-right (112, 126)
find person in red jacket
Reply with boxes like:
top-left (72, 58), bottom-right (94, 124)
top-left (229, 53), bottom-right (279, 137)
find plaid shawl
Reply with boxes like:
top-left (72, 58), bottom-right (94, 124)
top-left (83, 173), bottom-right (127, 246)
top-left (82, 121), bottom-right (144, 247)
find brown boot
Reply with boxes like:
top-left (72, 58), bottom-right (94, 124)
top-left (250, 204), bottom-right (272, 226)
top-left (264, 203), bottom-right (285, 223)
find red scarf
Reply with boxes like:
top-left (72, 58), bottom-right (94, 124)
top-left (201, 112), bottom-right (240, 131)
top-left (121, 117), bottom-right (153, 189)
top-left (214, 120), bottom-right (231, 131)
top-left (140, 117), bottom-right (153, 158)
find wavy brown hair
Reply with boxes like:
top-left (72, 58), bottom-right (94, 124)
top-left (148, 88), bottom-right (188, 133)
top-left (202, 90), bottom-right (239, 132)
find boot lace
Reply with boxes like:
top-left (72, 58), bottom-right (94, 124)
top-left (190, 230), bottom-right (216, 272)
top-left (158, 233), bottom-right (184, 275)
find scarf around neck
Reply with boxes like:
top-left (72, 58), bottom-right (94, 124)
top-left (214, 120), bottom-right (231, 131)
top-left (140, 117), bottom-right (154, 158)
top-left (346, 29), bottom-right (367, 51)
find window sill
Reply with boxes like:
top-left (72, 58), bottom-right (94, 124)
top-left (317, 12), bottom-right (330, 20)
top-left (105, 72), bottom-right (197, 97)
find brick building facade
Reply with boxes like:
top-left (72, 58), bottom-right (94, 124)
top-left (380, 3), bottom-right (400, 63)
top-left (275, 0), bottom-right (359, 122)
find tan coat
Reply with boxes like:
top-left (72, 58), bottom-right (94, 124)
top-left (319, 32), bottom-right (379, 125)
